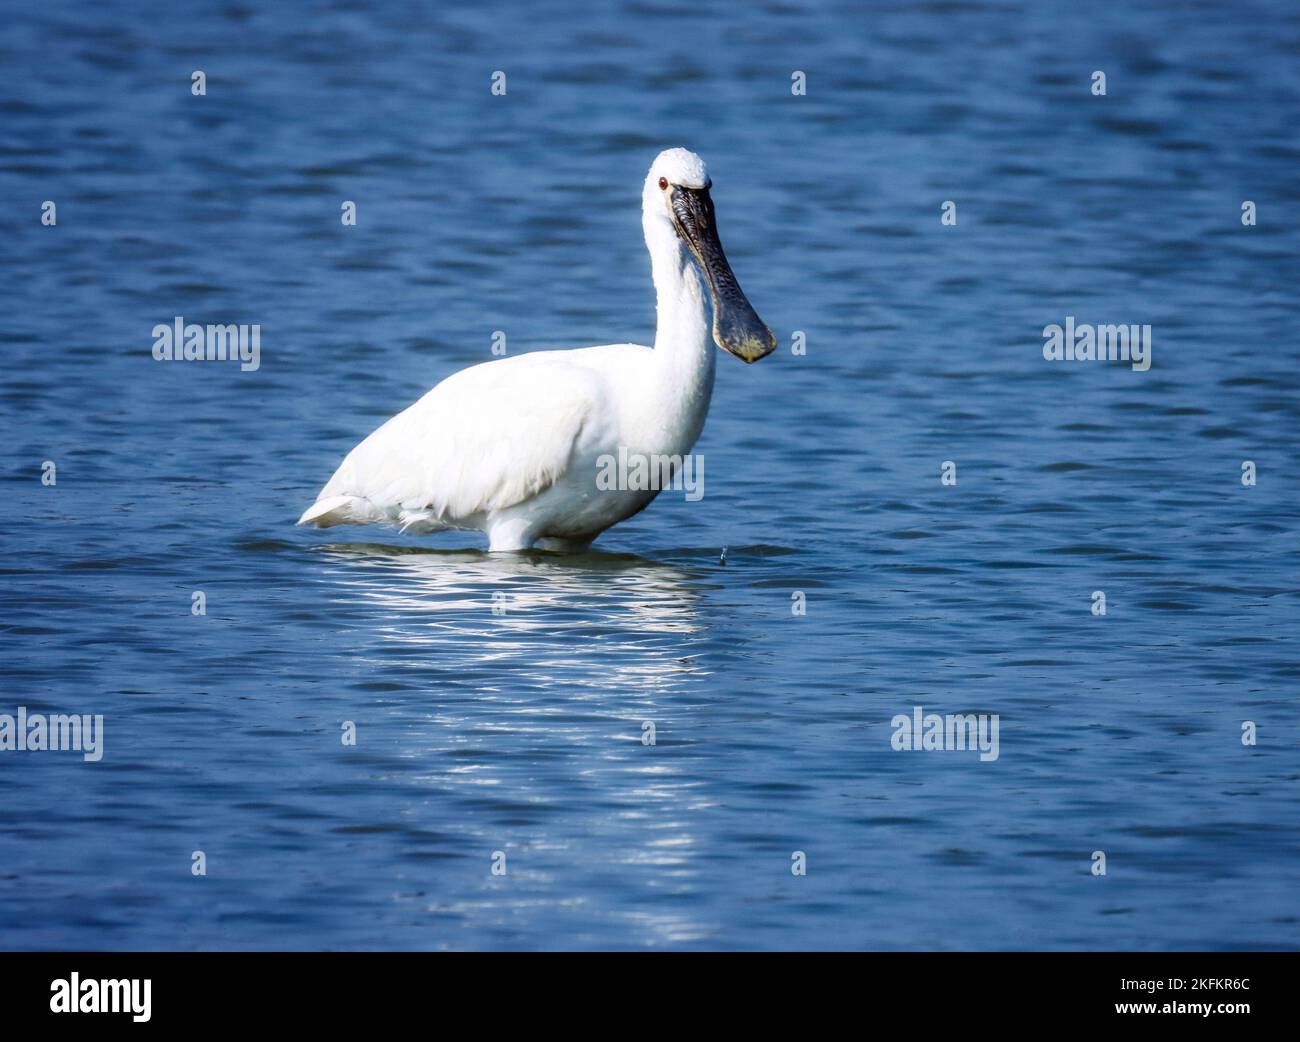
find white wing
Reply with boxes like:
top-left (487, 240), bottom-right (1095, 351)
top-left (298, 348), bottom-right (627, 531)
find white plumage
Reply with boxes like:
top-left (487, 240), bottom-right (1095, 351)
top-left (298, 148), bottom-right (774, 551)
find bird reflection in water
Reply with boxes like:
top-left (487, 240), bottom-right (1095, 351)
top-left (312, 543), bottom-right (704, 659)
top-left (305, 543), bottom-right (720, 945)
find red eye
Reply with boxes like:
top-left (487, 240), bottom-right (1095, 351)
top-left (658, 177), bottom-right (668, 190)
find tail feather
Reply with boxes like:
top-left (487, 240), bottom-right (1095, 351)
top-left (297, 494), bottom-right (378, 527)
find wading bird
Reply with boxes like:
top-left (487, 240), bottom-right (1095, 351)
top-left (298, 148), bottom-right (775, 551)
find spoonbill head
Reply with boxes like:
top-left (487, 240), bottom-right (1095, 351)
top-left (643, 148), bottom-right (777, 363)
top-left (298, 148), bottom-right (776, 552)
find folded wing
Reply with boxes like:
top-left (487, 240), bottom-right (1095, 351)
top-left (298, 354), bottom-right (603, 531)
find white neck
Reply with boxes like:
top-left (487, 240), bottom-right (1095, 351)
top-left (641, 213), bottom-right (716, 450)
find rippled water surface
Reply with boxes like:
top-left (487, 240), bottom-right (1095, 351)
top-left (2, 1), bottom-right (1298, 950)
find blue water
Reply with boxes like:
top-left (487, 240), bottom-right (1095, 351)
top-left (2, 0), bottom-right (1298, 950)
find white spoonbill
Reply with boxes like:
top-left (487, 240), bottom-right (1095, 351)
top-left (297, 148), bottom-right (776, 551)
